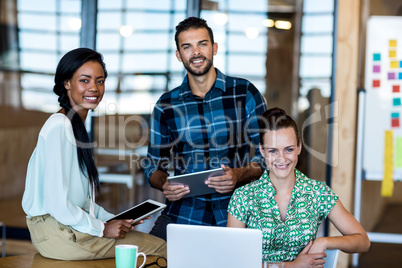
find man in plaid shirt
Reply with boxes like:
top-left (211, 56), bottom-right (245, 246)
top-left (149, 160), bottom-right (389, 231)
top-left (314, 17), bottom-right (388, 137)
top-left (145, 17), bottom-right (267, 240)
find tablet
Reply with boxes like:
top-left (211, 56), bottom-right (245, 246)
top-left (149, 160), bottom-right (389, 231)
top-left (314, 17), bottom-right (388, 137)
top-left (168, 168), bottom-right (225, 198)
top-left (106, 199), bottom-right (166, 224)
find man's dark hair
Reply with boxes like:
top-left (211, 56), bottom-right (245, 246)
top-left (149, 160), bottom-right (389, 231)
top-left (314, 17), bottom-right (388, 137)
top-left (174, 17), bottom-right (214, 50)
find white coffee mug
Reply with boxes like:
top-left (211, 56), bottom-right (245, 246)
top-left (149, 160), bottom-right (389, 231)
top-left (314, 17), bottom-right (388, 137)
top-left (115, 244), bottom-right (147, 268)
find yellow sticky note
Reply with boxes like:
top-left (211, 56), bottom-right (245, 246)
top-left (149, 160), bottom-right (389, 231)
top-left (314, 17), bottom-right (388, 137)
top-left (389, 40), bottom-right (397, 47)
top-left (389, 50), bottom-right (396, 58)
top-left (381, 180), bottom-right (394, 197)
top-left (391, 61), bottom-right (399, 69)
top-left (395, 137), bottom-right (402, 168)
top-left (382, 130), bottom-right (394, 197)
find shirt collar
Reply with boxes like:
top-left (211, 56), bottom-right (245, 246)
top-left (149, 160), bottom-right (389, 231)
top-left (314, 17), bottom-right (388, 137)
top-left (178, 68), bottom-right (226, 100)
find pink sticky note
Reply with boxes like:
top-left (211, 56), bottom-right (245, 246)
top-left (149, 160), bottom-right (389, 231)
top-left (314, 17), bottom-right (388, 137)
top-left (373, 65), bottom-right (381, 73)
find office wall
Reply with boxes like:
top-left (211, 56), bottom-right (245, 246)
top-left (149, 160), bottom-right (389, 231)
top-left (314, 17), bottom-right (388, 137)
top-left (0, 103), bottom-right (49, 200)
top-left (359, 0), bottom-right (402, 232)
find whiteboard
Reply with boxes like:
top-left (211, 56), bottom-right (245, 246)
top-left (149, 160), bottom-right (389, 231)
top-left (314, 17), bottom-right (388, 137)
top-left (363, 16), bottom-right (402, 181)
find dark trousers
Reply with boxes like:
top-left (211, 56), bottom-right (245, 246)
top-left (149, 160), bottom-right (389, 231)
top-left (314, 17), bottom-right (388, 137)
top-left (149, 214), bottom-right (174, 241)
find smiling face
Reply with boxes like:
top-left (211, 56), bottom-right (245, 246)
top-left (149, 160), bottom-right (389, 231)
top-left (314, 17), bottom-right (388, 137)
top-left (64, 60), bottom-right (105, 112)
top-left (259, 127), bottom-right (301, 181)
top-left (175, 27), bottom-right (218, 76)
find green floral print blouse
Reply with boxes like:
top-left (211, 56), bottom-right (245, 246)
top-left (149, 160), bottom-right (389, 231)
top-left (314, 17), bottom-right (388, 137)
top-left (227, 169), bottom-right (338, 262)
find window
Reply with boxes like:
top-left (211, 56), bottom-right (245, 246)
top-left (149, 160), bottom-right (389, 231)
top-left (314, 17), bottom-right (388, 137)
top-left (17, 0), bottom-right (82, 112)
top-left (96, 0), bottom-right (186, 115)
top-left (200, 0), bottom-right (270, 95)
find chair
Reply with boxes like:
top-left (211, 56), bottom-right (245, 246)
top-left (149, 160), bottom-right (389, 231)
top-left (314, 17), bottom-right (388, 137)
top-left (0, 222), bottom-right (5, 257)
top-left (323, 249), bottom-right (340, 268)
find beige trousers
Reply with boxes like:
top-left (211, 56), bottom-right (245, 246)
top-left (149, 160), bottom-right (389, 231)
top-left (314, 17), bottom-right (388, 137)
top-left (26, 214), bottom-right (167, 261)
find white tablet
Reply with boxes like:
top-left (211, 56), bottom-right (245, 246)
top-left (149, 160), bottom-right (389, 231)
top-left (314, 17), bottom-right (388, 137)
top-left (168, 168), bottom-right (225, 198)
top-left (106, 199), bottom-right (166, 224)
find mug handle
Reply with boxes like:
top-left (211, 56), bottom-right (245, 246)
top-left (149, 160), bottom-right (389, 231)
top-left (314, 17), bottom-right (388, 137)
top-left (137, 252), bottom-right (147, 268)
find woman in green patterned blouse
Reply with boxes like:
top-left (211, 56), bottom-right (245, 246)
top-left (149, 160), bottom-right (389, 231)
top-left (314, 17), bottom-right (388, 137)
top-left (227, 107), bottom-right (370, 267)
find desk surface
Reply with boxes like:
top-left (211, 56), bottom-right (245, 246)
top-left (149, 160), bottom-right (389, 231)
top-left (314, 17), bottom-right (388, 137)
top-left (0, 253), bottom-right (160, 268)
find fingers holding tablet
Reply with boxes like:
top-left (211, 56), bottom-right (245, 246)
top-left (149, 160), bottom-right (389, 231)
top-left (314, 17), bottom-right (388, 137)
top-left (163, 179), bottom-right (190, 201)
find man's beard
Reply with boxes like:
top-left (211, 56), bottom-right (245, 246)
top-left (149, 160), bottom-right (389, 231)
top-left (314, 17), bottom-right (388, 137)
top-left (182, 56), bottom-right (213, 76)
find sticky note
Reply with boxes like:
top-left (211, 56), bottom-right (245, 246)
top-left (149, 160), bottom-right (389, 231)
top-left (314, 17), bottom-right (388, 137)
top-left (388, 73), bottom-right (396, 80)
top-left (399, 72), bottom-right (402, 80)
top-left (391, 112), bottom-right (399, 118)
top-left (393, 85), bottom-right (400, 92)
top-left (389, 40), bottom-right (397, 47)
top-left (389, 50), bottom-right (396, 58)
top-left (396, 137), bottom-right (402, 168)
top-left (391, 61), bottom-right (398, 68)
top-left (400, 61), bottom-right (402, 68)
top-left (373, 80), bottom-right (380, 88)
top-left (373, 53), bottom-right (381, 61)
top-left (382, 130), bottom-right (393, 197)
top-left (393, 98), bottom-right (401, 106)
top-left (382, 179), bottom-right (394, 197)
top-left (392, 117), bottom-right (400, 127)
top-left (373, 65), bottom-right (381, 73)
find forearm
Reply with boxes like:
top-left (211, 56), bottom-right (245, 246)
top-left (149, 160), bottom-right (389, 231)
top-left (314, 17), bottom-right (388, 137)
top-left (315, 234), bottom-right (370, 253)
top-left (149, 170), bottom-right (169, 191)
top-left (233, 162), bottom-right (263, 184)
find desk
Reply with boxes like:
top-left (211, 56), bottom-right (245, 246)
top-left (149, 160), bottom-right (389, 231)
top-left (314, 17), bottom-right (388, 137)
top-left (0, 253), bottom-right (159, 268)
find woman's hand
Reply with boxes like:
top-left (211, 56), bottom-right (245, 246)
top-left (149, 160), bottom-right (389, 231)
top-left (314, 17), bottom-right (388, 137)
top-left (103, 219), bottom-right (134, 239)
top-left (131, 216), bottom-right (151, 226)
top-left (288, 241), bottom-right (326, 268)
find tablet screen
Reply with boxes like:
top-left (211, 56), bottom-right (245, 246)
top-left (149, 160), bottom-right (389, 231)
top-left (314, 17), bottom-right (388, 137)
top-left (107, 201), bottom-right (161, 222)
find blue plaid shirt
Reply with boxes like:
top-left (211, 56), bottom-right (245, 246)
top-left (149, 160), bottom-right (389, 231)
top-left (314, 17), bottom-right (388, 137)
top-left (145, 68), bottom-right (267, 226)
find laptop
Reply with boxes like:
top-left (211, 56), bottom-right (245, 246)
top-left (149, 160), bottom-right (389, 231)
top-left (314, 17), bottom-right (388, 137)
top-left (167, 224), bottom-right (262, 268)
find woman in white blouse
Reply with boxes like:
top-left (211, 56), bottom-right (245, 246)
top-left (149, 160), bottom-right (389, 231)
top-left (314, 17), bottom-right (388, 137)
top-left (22, 48), bottom-right (166, 260)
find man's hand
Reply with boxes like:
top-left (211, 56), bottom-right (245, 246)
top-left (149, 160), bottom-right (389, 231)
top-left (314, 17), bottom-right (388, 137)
top-left (162, 178), bottom-right (190, 201)
top-left (205, 164), bottom-right (238, 194)
top-left (103, 219), bottom-right (134, 239)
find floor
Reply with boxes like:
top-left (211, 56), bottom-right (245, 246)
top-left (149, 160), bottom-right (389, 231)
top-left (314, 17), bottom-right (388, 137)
top-left (2, 179), bottom-right (402, 267)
